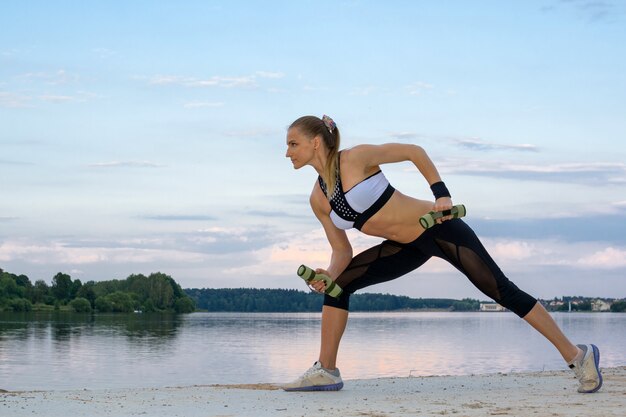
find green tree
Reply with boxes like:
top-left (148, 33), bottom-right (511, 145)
top-left (95, 296), bottom-right (112, 312)
top-left (51, 272), bottom-right (73, 302)
top-left (70, 297), bottom-right (92, 313)
top-left (32, 280), bottom-right (51, 304)
top-left (174, 297), bottom-right (195, 313)
top-left (76, 281), bottom-right (97, 307)
top-left (9, 298), bottom-right (32, 312)
top-left (105, 291), bottom-right (134, 313)
top-left (610, 301), bottom-right (626, 312)
top-left (69, 278), bottom-right (83, 299)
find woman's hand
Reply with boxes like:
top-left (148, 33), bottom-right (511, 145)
top-left (433, 197), bottom-right (453, 224)
top-left (310, 268), bottom-right (331, 293)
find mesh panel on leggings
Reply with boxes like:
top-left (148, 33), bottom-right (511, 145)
top-left (434, 238), bottom-right (501, 302)
top-left (335, 241), bottom-right (404, 289)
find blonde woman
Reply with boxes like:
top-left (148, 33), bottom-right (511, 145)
top-left (282, 115), bottom-right (602, 394)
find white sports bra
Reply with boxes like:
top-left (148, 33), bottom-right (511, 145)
top-left (318, 154), bottom-right (395, 230)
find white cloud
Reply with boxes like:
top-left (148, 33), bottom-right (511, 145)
top-left (406, 81), bottom-right (434, 96)
top-left (92, 47), bottom-right (117, 59)
top-left (39, 94), bottom-right (78, 103)
top-left (0, 91), bottom-right (31, 108)
top-left (350, 86), bottom-right (378, 96)
top-left (87, 161), bottom-right (165, 168)
top-left (452, 137), bottom-right (539, 152)
top-left (0, 240), bottom-right (204, 265)
top-left (183, 101), bottom-right (224, 108)
top-left (18, 69), bottom-right (79, 85)
top-left (435, 158), bottom-right (626, 185)
top-left (255, 71), bottom-right (285, 79)
top-left (148, 74), bottom-right (258, 88)
top-left (576, 247), bottom-right (626, 269)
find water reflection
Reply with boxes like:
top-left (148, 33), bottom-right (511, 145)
top-left (1, 312), bottom-right (624, 391)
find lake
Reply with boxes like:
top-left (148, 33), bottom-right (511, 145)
top-left (0, 311), bottom-right (624, 391)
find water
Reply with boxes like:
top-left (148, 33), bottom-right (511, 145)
top-left (0, 311), bottom-right (624, 391)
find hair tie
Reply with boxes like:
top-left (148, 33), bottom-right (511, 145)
top-left (322, 114), bottom-right (336, 133)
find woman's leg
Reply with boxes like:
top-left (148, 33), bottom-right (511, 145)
top-left (523, 302), bottom-right (579, 362)
top-left (417, 219), bottom-right (578, 360)
top-left (319, 305), bottom-right (349, 369)
top-left (419, 219), bottom-right (602, 392)
top-left (318, 240), bottom-right (431, 369)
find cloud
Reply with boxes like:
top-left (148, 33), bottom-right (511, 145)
top-left (183, 101), bottom-right (224, 109)
top-left (470, 214), bottom-right (626, 244)
top-left (0, 159), bottom-right (33, 166)
top-left (87, 161), bottom-right (165, 168)
top-left (0, 216), bottom-right (18, 222)
top-left (148, 74), bottom-right (257, 88)
top-left (245, 209), bottom-right (308, 219)
top-left (139, 215), bottom-right (217, 222)
top-left (0, 91), bottom-right (31, 108)
top-left (388, 132), bottom-right (539, 153)
top-left (255, 71), bottom-right (285, 79)
top-left (555, 0), bottom-right (625, 23)
top-left (1, 90), bottom-right (97, 107)
top-left (92, 47), bottom-right (117, 59)
top-left (576, 247), bottom-right (626, 269)
top-left (0, 226), bottom-right (282, 267)
top-left (452, 138), bottom-right (539, 152)
top-left (39, 94), bottom-right (79, 103)
top-left (0, 239), bottom-right (205, 265)
top-left (350, 86), bottom-right (378, 96)
top-left (406, 81), bottom-right (434, 96)
top-left (437, 158), bottom-right (626, 185)
top-left (223, 128), bottom-right (282, 138)
top-left (18, 69), bottom-right (79, 86)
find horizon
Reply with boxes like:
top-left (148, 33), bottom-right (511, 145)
top-left (2, 1), bottom-right (625, 301)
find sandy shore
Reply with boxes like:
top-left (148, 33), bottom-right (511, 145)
top-left (2, 366), bottom-right (625, 417)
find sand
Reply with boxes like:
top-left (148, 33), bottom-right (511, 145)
top-left (1, 367), bottom-right (625, 417)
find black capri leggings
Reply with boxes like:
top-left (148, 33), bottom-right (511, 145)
top-left (324, 219), bottom-right (537, 317)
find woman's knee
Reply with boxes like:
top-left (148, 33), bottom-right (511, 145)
top-left (323, 292), bottom-right (350, 311)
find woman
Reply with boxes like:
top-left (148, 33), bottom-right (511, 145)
top-left (282, 115), bottom-right (602, 393)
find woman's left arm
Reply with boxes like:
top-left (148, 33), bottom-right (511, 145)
top-left (351, 143), bottom-right (441, 185)
top-left (352, 143), bottom-right (453, 213)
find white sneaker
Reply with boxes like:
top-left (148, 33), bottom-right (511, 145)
top-left (282, 361), bottom-right (344, 391)
top-left (569, 344), bottom-right (603, 393)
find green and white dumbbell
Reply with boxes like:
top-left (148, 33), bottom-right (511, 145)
top-left (297, 265), bottom-right (343, 298)
top-left (419, 204), bottom-right (467, 229)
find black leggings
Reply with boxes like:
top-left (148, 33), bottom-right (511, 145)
top-left (324, 219), bottom-right (537, 317)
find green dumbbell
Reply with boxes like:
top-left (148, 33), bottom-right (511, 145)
top-left (419, 204), bottom-right (467, 229)
top-left (297, 265), bottom-right (343, 298)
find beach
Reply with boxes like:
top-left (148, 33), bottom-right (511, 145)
top-left (2, 366), bottom-right (624, 417)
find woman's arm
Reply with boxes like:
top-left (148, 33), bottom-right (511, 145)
top-left (310, 184), bottom-right (353, 280)
top-left (350, 143), bottom-right (453, 216)
top-left (350, 143), bottom-right (443, 186)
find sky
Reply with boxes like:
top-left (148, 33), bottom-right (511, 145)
top-left (1, 0), bottom-right (625, 301)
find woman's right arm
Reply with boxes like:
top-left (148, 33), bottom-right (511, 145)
top-left (310, 184), bottom-right (353, 280)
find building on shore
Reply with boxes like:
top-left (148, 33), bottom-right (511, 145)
top-left (479, 302), bottom-right (506, 312)
top-left (592, 299), bottom-right (612, 312)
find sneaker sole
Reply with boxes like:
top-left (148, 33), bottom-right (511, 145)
top-left (580, 344), bottom-right (603, 394)
top-left (283, 381), bottom-right (344, 392)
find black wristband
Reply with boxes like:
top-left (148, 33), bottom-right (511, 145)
top-left (430, 181), bottom-right (451, 199)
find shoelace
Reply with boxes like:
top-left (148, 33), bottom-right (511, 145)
top-left (302, 364), bottom-right (322, 377)
top-left (573, 357), bottom-right (594, 383)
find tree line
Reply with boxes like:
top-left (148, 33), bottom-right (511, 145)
top-left (185, 287), bottom-right (481, 312)
top-left (0, 268), bottom-right (195, 313)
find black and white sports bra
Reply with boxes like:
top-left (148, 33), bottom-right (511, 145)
top-left (318, 153), bottom-right (395, 230)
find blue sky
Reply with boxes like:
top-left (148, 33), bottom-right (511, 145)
top-left (1, 0), bottom-right (625, 300)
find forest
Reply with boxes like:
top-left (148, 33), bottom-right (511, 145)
top-left (185, 287), bottom-right (481, 312)
top-left (0, 268), bottom-right (195, 313)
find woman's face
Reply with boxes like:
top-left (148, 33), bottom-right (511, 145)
top-left (285, 128), bottom-right (316, 169)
